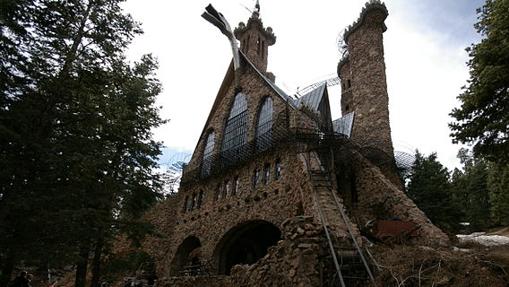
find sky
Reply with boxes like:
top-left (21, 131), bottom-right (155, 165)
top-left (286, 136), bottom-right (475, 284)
top-left (123, 0), bottom-right (484, 169)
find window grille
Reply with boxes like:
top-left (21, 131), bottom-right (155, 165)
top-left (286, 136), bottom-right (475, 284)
top-left (222, 93), bottom-right (248, 162)
top-left (256, 97), bottom-right (273, 151)
top-left (202, 132), bottom-right (215, 176)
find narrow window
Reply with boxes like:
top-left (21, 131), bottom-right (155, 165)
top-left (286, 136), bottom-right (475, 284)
top-left (263, 163), bottom-right (270, 185)
top-left (215, 184), bottom-right (222, 201)
top-left (202, 132), bottom-right (215, 177)
top-left (257, 36), bottom-right (261, 54)
top-left (234, 176), bottom-right (240, 195)
top-left (252, 169), bottom-right (259, 189)
top-left (256, 97), bottom-right (273, 151)
top-left (222, 93), bottom-right (248, 164)
top-left (183, 196), bottom-right (189, 213)
top-left (347, 79), bottom-right (351, 88)
top-left (225, 180), bottom-right (231, 198)
top-left (274, 159), bottom-right (281, 180)
top-left (186, 195), bottom-right (193, 212)
top-left (197, 190), bottom-right (204, 208)
top-left (191, 193), bottom-right (197, 210)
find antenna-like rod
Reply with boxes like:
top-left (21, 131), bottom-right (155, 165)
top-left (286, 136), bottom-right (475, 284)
top-left (201, 4), bottom-right (241, 87)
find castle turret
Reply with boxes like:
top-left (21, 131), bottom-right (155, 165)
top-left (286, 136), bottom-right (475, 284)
top-left (234, 1), bottom-right (276, 73)
top-left (338, 1), bottom-right (394, 162)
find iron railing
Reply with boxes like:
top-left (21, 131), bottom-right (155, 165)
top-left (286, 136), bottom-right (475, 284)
top-left (181, 113), bottom-right (346, 186)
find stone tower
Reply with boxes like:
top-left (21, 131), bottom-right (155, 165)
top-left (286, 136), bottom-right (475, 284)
top-left (337, 2), bottom-right (395, 162)
top-left (130, 2), bottom-right (449, 286)
top-left (234, 2), bottom-right (276, 73)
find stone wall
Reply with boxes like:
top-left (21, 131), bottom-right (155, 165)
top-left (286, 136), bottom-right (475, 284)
top-left (156, 143), bottom-right (319, 277)
top-left (159, 276), bottom-right (233, 287)
top-left (230, 216), bottom-right (323, 287)
top-left (156, 217), bottom-right (329, 287)
top-left (347, 148), bottom-right (449, 246)
top-left (184, 60), bottom-right (317, 174)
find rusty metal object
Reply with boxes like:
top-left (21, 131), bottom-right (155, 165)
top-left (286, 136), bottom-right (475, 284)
top-left (365, 220), bottom-right (420, 244)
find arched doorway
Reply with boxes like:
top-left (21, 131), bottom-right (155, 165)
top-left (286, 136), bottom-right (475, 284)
top-left (170, 236), bottom-right (201, 275)
top-left (214, 220), bottom-right (281, 275)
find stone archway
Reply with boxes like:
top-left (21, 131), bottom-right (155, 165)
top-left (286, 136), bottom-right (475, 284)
top-left (214, 220), bottom-right (281, 275)
top-left (170, 236), bottom-right (201, 275)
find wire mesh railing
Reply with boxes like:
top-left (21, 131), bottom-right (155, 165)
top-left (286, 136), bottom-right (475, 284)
top-left (181, 114), bottom-right (347, 186)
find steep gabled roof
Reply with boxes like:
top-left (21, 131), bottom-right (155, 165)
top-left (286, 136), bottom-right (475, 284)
top-left (333, 112), bottom-right (355, 137)
top-left (296, 83), bottom-right (327, 112)
top-left (190, 53), bottom-right (298, 159)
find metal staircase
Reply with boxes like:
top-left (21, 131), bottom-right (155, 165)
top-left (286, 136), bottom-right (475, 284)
top-left (304, 150), bottom-right (375, 286)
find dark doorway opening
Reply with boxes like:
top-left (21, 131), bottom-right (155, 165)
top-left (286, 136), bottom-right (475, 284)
top-left (170, 236), bottom-right (201, 275)
top-left (215, 220), bottom-right (281, 275)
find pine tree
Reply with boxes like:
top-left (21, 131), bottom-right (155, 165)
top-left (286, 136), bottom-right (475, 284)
top-left (450, 148), bottom-right (491, 230)
top-left (406, 151), bottom-right (461, 232)
top-left (0, 1), bottom-right (165, 286)
top-left (449, 0), bottom-right (509, 163)
top-left (488, 163), bottom-right (509, 226)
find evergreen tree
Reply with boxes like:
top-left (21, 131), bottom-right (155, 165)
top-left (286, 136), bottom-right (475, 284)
top-left (407, 151), bottom-right (461, 232)
top-left (450, 148), bottom-right (491, 230)
top-left (488, 162), bottom-right (509, 226)
top-left (449, 0), bottom-right (509, 163)
top-left (0, 1), bottom-right (164, 286)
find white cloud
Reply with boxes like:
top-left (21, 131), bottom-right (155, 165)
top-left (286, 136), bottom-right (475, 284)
top-left (123, 0), bottom-right (478, 169)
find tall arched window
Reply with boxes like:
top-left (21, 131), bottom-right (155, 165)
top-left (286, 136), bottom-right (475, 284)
top-left (256, 97), bottom-right (273, 151)
top-left (222, 93), bottom-right (248, 162)
top-left (202, 132), bottom-right (215, 176)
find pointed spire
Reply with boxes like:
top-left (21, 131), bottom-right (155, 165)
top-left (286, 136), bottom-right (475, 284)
top-left (255, 0), bottom-right (260, 14)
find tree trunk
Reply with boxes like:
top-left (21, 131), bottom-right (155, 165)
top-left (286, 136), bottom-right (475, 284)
top-left (0, 251), bottom-right (15, 287)
top-left (59, 0), bottom-right (95, 78)
top-left (74, 245), bottom-right (90, 287)
top-left (90, 236), bottom-right (104, 287)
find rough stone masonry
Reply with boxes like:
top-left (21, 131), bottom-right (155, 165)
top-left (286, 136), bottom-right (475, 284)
top-left (129, 1), bottom-right (450, 286)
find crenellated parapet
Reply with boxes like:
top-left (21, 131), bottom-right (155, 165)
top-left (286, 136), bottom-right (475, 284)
top-left (234, 17), bottom-right (276, 46)
top-left (342, 0), bottom-right (388, 43)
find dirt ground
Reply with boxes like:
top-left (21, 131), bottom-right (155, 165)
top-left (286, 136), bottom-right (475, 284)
top-left (369, 244), bottom-right (509, 286)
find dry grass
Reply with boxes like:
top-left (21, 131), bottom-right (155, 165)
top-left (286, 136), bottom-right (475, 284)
top-left (368, 245), bottom-right (508, 286)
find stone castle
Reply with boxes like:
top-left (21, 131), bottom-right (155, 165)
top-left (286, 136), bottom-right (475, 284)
top-left (140, 1), bottom-right (449, 286)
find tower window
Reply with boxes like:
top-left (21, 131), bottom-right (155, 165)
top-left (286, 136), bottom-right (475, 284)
top-left (347, 79), bottom-right (351, 88)
top-left (257, 36), bottom-right (261, 55)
